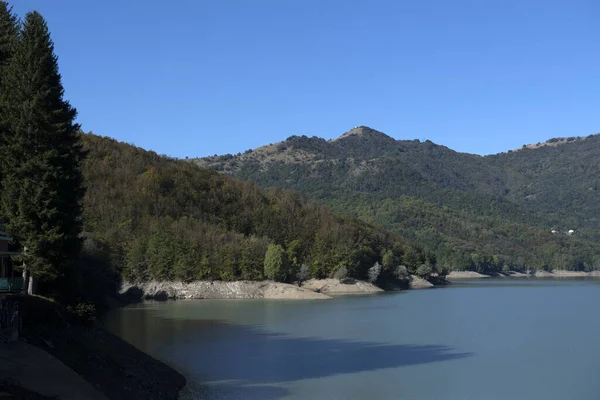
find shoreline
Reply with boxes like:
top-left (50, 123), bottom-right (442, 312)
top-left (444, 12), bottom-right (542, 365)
top-left (119, 270), bottom-right (600, 302)
top-left (447, 270), bottom-right (600, 279)
top-left (120, 275), bottom-right (438, 302)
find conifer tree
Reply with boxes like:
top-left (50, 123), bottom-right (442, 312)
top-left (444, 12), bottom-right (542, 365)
top-left (0, 1), bottom-right (19, 79)
top-left (0, 1), bottom-right (19, 187)
top-left (0, 11), bottom-right (84, 297)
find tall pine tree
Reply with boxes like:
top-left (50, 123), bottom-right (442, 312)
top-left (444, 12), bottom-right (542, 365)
top-left (0, 1), bottom-right (19, 78)
top-left (0, 11), bottom-right (84, 298)
top-left (0, 1), bottom-right (19, 235)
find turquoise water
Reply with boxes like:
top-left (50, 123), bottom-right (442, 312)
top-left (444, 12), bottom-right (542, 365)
top-left (105, 278), bottom-right (600, 400)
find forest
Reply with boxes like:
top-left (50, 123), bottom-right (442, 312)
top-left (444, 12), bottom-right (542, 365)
top-left (196, 126), bottom-right (600, 273)
top-left (77, 134), bottom-right (437, 308)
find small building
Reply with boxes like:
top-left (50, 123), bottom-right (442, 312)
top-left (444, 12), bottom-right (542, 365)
top-left (567, 229), bottom-right (575, 236)
top-left (0, 231), bottom-right (23, 293)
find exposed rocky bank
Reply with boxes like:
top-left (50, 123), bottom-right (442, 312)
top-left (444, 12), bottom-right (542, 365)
top-left (121, 276), bottom-right (440, 302)
top-left (447, 270), bottom-right (600, 279)
top-left (301, 279), bottom-right (384, 295)
top-left (121, 280), bottom-right (331, 300)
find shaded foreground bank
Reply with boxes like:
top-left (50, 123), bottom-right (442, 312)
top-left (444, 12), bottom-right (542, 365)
top-left (0, 295), bottom-right (185, 400)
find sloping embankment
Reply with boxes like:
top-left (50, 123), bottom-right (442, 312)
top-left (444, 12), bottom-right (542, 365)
top-left (12, 294), bottom-right (186, 400)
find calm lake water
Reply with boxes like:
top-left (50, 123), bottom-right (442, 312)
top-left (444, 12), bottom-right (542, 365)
top-left (105, 279), bottom-right (600, 400)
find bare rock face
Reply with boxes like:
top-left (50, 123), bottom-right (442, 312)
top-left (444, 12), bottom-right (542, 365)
top-left (120, 281), bottom-right (330, 301)
top-left (301, 279), bottom-right (384, 295)
top-left (408, 275), bottom-right (434, 289)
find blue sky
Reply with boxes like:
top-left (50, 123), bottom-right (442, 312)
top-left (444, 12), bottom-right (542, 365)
top-left (11, 0), bottom-right (600, 158)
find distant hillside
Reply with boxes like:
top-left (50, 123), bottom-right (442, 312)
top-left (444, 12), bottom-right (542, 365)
top-left (79, 133), bottom-right (433, 293)
top-left (193, 126), bottom-right (600, 272)
top-left (513, 135), bottom-right (589, 152)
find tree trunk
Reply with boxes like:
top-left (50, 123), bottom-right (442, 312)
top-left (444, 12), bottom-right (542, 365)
top-left (27, 275), bottom-right (34, 295)
top-left (21, 265), bottom-right (28, 295)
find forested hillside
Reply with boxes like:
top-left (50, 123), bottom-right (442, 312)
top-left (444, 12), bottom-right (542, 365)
top-left (194, 126), bottom-right (600, 272)
top-left (79, 133), bottom-right (435, 296)
top-left (490, 136), bottom-right (600, 238)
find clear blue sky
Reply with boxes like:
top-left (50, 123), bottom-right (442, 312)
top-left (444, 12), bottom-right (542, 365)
top-left (11, 0), bottom-right (600, 158)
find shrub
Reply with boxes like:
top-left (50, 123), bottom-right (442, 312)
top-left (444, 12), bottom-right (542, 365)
top-left (296, 264), bottom-right (309, 285)
top-left (368, 262), bottom-right (382, 283)
top-left (395, 265), bottom-right (409, 280)
top-left (333, 265), bottom-right (348, 281)
top-left (67, 302), bottom-right (97, 323)
top-left (416, 263), bottom-right (433, 277)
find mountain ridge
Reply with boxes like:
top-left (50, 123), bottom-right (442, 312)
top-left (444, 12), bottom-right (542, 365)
top-left (192, 127), bottom-right (600, 272)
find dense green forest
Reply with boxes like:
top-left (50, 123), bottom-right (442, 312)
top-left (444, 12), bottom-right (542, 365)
top-left (195, 126), bottom-right (600, 273)
top-left (79, 134), bottom-right (436, 301)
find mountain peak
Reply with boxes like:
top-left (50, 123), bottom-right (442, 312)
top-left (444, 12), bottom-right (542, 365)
top-left (331, 126), bottom-right (395, 143)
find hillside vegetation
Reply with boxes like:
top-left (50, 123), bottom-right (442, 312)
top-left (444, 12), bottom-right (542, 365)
top-left (80, 133), bottom-right (436, 296)
top-left (194, 126), bottom-right (600, 273)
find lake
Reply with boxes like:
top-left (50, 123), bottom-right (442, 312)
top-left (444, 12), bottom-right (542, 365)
top-left (105, 278), bottom-right (600, 400)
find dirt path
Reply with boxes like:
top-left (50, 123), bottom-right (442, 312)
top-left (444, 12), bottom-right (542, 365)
top-left (0, 341), bottom-right (108, 400)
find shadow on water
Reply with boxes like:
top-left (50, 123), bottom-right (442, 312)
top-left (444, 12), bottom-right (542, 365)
top-left (106, 310), bottom-right (473, 399)
top-left (171, 322), bottom-right (473, 384)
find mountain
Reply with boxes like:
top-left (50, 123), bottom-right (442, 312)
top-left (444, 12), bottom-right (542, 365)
top-left (78, 133), bottom-right (433, 300)
top-left (193, 126), bottom-right (600, 272)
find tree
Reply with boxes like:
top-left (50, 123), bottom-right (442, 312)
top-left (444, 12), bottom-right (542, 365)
top-left (368, 261), bottom-right (381, 283)
top-left (0, 1), bottom-right (18, 79)
top-left (394, 265), bottom-right (409, 281)
top-left (333, 264), bottom-right (347, 281)
top-left (296, 263), bottom-right (309, 286)
top-left (263, 243), bottom-right (289, 282)
top-left (416, 263), bottom-right (433, 277)
top-left (0, 0), bottom-right (19, 200)
top-left (0, 11), bottom-right (85, 298)
top-left (382, 249), bottom-right (397, 270)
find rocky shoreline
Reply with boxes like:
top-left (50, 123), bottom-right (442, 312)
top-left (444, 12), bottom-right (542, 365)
top-left (447, 270), bottom-right (600, 279)
top-left (120, 275), bottom-right (438, 301)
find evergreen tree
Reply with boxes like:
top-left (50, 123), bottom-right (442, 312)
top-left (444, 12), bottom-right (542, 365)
top-left (0, 1), bottom-right (19, 79)
top-left (0, 1), bottom-right (19, 197)
top-left (0, 11), bottom-right (84, 297)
